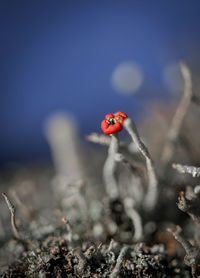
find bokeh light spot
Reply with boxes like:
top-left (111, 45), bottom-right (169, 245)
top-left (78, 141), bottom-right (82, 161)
top-left (111, 62), bottom-right (144, 95)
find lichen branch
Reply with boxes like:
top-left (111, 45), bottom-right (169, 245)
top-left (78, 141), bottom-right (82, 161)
top-left (103, 133), bottom-right (120, 200)
top-left (162, 62), bottom-right (193, 165)
top-left (177, 190), bottom-right (200, 228)
top-left (172, 163), bottom-right (200, 178)
top-left (124, 118), bottom-right (158, 211)
top-left (62, 217), bottom-right (73, 242)
top-left (167, 225), bottom-right (200, 278)
top-left (2, 192), bottom-right (20, 239)
top-left (86, 132), bottom-right (126, 147)
top-left (109, 246), bottom-right (128, 278)
top-left (167, 226), bottom-right (194, 255)
top-left (123, 197), bottom-right (143, 241)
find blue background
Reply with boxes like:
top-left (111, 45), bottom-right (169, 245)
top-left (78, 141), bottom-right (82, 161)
top-left (1, 0), bottom-right (200, 165)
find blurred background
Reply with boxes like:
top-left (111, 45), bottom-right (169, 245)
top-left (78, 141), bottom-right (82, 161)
top-left (1, 0), bottom-right (200, 167)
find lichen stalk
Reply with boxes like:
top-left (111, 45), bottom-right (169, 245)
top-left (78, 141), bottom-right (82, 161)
top-left (124, 118), bottom-right (158, 211)
top-left (123, 197), bottom-right (143, 241)
top-left (109, 246), bottom-right (128, 278)
top-left (172, 163), bottom-right (200, 178)
top-left (103, 133), bottom-right (120, 200)
top-left (167, 226), bottom-right (194, 255)
top-left (2, 192), bottom-right (20, 239)
top-left (167, 225), bottom-right (200, 278)
top-left (162, 62), bottom-right (192, 165)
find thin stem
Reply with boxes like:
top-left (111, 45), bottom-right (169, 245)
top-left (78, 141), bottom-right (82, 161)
top-left (103, 133), bottom-right (119, 200)
top-left (162, 62), bottom-right (192, 165)
top-left (109, 246), bottom-right (128, 278)
top-left (124, 118), bottom-right (158, 211)
top-left (124, 198), bottom-right (143, 241)
top-left (2, 192), bottom-right (20, 239)
top-left (167, 225), bottom-right (200, 278)
top-left (172, 163), bottom-right (200, 178)
top-left (62, 217), bottom-right (73, 243)
top-left (86, 133), bottom-right (126, 147)
top-left (177, 191), bottom-right (200, 229)
top-left (167, 226), bottom-right (194, 255)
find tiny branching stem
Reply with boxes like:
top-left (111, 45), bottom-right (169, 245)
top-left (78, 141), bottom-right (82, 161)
top-left (162, 62), bottom-right (192, 165)
top-left (123, 198), bottom-right (143, 241)
top-left (177, 190), bottom-right (200, 228)
top-left (172, 163), bottom-right (200, 178)
top-left (86, 133), bottom-right (126, 147)
top-left (62, 217), bottom-right (73, 243)
top-left (124, 118), bottom-right (158, 211)
top-left (107, 239), bottom-right (115, 252)
top-left (109, 246), bottom-right (128, 278)
top-left (167, 226), bottom-right (194, 255)
top-left (167, 225), bottom-right (200, 278)
top-left (74, 248), bottom-right (87, 275)
top-left (103, 133), bottom-right (119, 200)
top-left (2, 192), bottom-right (20, 239)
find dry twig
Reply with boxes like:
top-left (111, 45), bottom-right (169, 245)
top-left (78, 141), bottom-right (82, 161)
top-left (162, 62), bottom-right (193, 165)
top-left (177, 190), bottom-right (200, 228)
top-left (109, 246), bottom-right (128, 278)
top-left (167, 226), bottom-right (200, 278)
top-left (2, 192), bottom-right (20, 239)
top-left (168, 186), bottom-right (200, 277)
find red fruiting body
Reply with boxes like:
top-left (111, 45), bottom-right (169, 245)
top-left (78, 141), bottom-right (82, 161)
top-left (113, 112), bottom-right (128, 122)
top-left (101, 120), bottom-right (123, 135)
top-left (101, 111), bottom-right (128, 135)
top-left (62, 217), bottom-right (69, 224)
top-left (105, 114), bottom-right (114, 120)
